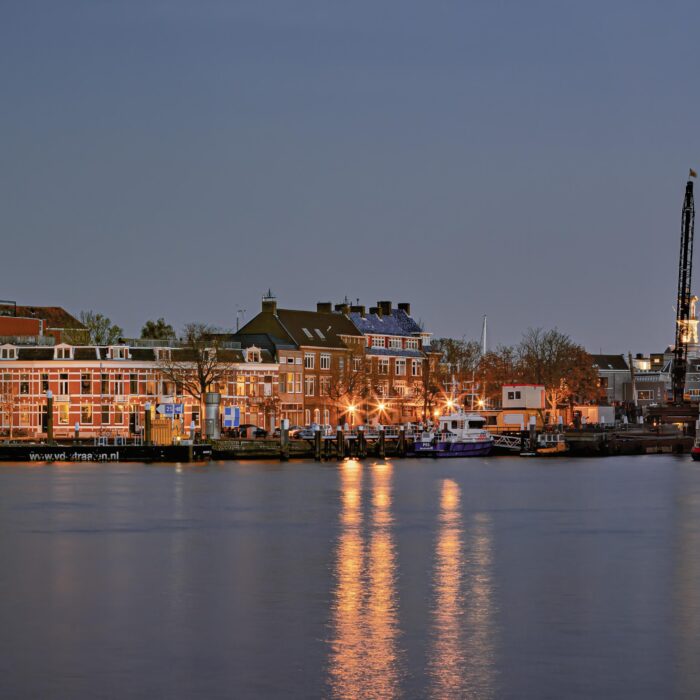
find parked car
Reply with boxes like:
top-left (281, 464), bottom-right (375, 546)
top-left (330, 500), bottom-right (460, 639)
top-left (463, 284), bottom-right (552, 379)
top-left (297, 424), bottom-right (334, 440)
top-left (272, 425), bottom-right (304, 438)
top-left (238, 424), bottom-right (268, 438)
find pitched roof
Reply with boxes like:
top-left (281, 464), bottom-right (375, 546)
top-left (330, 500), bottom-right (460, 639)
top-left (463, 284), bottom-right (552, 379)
top-left (591, 354), bottom-right (629, 371)
top-left (239, 308), bottom-right (362, 349)
top-left (348, 308), bottom-right (423, 336)
top-left (14, 306), bottom-right (85, 330)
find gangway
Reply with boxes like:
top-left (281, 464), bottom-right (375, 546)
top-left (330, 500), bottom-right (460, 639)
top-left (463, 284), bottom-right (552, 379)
top-left (492, 434), bottom-right (522, 452)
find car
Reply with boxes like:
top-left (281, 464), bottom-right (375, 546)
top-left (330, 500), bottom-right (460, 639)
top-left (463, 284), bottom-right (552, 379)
top-left (272, 425), bottom-right (304, 438)
top-left (238, 424), bottom-right (268, 438)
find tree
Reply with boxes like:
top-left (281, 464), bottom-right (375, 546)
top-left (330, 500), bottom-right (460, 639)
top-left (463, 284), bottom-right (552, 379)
top-left (73, 310), bottom-right (123, 345)
top-left (141, 318), bottom-right (176, 340)
top-left (479, 345), bottom-right (522, 406)
top-left (432, 337), bottom-right (482, 404)
top-left (415, 355), bottom-right (448, 421)
top-left (325, 347), bottom-right (371, 425)
top-left (157, 323), bottom-right (237, 436)
top-left (517, 327), bottom-right (598, 422)
top-left (0, 374), bottom-right (17, 439)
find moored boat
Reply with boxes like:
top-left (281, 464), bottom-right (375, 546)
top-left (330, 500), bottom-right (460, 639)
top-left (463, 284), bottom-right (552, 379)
top-left (412, 411), bottom-right (493, 457)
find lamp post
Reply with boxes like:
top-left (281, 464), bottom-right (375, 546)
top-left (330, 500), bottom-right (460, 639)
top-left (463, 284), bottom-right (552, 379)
top-left (144, 402), bottom-right (152, 445)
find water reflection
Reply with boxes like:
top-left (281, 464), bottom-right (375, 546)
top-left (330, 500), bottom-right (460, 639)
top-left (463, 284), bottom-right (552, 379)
top-left (428, 480), bottom-right (497, 700)
top-left (328, 461), bottom-right (401, 699)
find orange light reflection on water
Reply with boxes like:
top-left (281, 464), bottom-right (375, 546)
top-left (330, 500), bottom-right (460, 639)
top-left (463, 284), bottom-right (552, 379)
top-left (328, 461), bottom-right (401, 699)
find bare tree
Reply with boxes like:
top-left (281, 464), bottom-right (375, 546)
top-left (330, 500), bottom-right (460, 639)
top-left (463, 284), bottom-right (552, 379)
top-left (415, 355), bottom-right (447, 421)
top-left (479, 344), bottom-right (522, 406)
top-left (517, 328), bottom-right (598, 422)
top-left (326, 347), bottom-right (371, 425)
top-left (157, 323), bottom-right (237, 431)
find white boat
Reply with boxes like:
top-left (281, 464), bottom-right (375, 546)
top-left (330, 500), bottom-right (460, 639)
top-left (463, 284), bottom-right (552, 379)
top-left (413, 410), bottom-right (493, 457)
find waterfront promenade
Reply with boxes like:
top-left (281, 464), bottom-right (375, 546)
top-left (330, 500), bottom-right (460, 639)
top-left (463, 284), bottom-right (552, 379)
top-left (1, 456), bottom-right (699, 698)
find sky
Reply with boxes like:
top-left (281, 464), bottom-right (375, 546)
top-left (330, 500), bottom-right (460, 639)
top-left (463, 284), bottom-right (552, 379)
top-left (3, 0), bottom-right (700, 353)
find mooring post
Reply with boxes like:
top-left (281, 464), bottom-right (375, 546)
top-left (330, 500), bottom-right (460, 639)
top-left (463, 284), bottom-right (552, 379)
top-left (336, 427), bottom-right (344, 459)
top-left (378, 426), bottom-right (386, 459)
top-left (398, 426), bottom-right (406, 458)
top-left (314, 428), bottom-right (322, 461)
top-left (46, 390), bottom-right (54, 444)
top-left (280, 418), bottom-right (290, 461)
top-left (358, 425), bottom-right (366, 459)
top-left (144, 402), bottom-right (152, 446)
top-left (529, 416), bottom-right (537, 452)
top-left (74, 421), bottom-right (80, 445)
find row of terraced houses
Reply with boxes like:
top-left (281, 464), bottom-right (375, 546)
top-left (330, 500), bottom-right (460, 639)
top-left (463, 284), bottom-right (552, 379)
top-left (0, 296), bottom-right (439, 439)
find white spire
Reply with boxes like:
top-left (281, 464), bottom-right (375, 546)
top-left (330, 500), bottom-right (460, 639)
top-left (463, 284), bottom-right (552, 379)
top-left (481, 315), bottom-right (487, 354)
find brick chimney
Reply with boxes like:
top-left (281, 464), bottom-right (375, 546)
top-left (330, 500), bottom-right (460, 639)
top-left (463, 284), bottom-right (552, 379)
top-left (378, 301), bottom-right (392, 316)
top-left (317, 302), bottom-right (332, 313)
top-left (261, 290), bottom-right (277, 314)
top-left (350, 305), bottom-right (366, 317)
top-left (398, 302), bottom-right (411, 315)
top-left (370, 306), bottom-right (382, 318)
top-left (334, 302), bottom-right (350, 314)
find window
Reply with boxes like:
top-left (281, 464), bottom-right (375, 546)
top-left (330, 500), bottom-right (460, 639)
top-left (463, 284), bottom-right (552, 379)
top-left (412, 359), bottom-right (422, 377)
top-left (323, 409), bottom-right (330, 425)
top-left (41, 374), bottom-right (49, 392)
top-left (115, 405), bottom-right (124, 425)
top-left (507, 392), bottom-right (515, 400)
top-left (59, 374), bottom-right (69, 395)
top-left (637, 390), bottom-right (654, 400)
top-left (320, 354), bottom-right (331, 370)
top-left (305, 376), bottom-right (315, 396)
top-left (320, 377), bottom-right (331, 396)
top-left (354, 357), bottom-right (363, 372)
top-left (378, 358), bottom-right (389, 375)
top-left (114, 374), bottom-right (124, 395)
top-left (155, 348), bottom-right (171, 361)
top-left (20, 374), bottom-right (29, 394)
top-left (395, 359), bottom-right (406, 376)
top-left (302, 328), bottom-right (313, 339)
top-left (192, 407), bottom-right (199, 426)
top-left (54, 346), bottom-right (72, 360)
top-left (305, 409), bottom-right (311, 425)
top-left (304, 353), bottom-right (315, 369)
top-left (287, 357), bottom-right (295, 364)
top-left (315, 329), bottom-right (326, 340)
top-left (377, 381), bottom-right (388, 396)
top-left (101, 373), bottom-right (109, 394)
top-left (389, 337), bottom-right (402, 349)
top-left (279, 374), bottom-right (286, 393)
top-left (236, 376), bottom-right (246, 396)
top-left (314, 408), bottom-right (320, 424)
top-left (58, 404), bottom-right (69, 425)
top-left (101, 405), bottom-right (110, 425)
top-left (0, 346), bottom-right (16, 360)
top-left (81, 405), bottom-right (92, 424)
top-left (406, 338), bottom-right (419, 350)
top-left (295, 373), bottom-right (302, 394)
top-left (130, 374), bottom-right (138, 394)
top-left (110, 347), bottom-right (128, 360)
top-left (372, 336), bottom-right (385, 349)
top-left (394, 381), bottom-right (406, 396)
top-left (81, 373), bottom-right (91, 394)
top-left (515, 391), bottom-right (521, 400)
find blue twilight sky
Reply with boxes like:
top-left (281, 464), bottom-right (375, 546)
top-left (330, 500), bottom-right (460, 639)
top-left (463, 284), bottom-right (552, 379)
top-left (2, 1), bottom-right (700, 353)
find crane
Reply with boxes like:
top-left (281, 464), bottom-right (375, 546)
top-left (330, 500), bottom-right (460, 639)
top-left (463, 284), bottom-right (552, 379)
top-left (672, 176), bottom-right (696, 404)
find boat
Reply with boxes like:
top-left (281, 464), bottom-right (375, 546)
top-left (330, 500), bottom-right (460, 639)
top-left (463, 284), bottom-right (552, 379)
top-left (520, 431), bottom-right (569, 457)
top-left (691, 437), bottom-right (700, 461)
top-left (412, 411), bottom-right (493, 457)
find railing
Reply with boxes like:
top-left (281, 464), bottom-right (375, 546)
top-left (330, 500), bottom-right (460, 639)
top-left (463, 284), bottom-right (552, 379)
top-left (492, 434), bottom-right (523, 451)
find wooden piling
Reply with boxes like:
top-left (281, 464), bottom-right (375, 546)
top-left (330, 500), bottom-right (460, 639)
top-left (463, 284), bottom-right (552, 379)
top-left (314, 429), bottom-right (322, 461)
top-left (336, 428), bottom-right (344, 459)
top-left (357, 426), bottom-right (366, 459)
top-left (46, 391), bottom-right (54, 444)
top-left (280, 424), bottom-right (289, 461)
top-left (144, 404), bottom-right (152, 446)
top-left (398, 427), bottom-right (406, 457)
top-left (378, 427), bottom-right (386, 459)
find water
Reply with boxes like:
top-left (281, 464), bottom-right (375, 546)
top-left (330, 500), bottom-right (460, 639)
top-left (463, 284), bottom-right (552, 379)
top-left (1, 456), bottom-right (700, 699)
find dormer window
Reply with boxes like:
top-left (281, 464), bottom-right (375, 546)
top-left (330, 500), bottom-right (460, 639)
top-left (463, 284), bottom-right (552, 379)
top-left (155, 348), bottom-right (171, 362)
top-left (54, 345), bottom-right (73, 360)
top-left (109, 346), bottom-right (129, 360)
top-left (245, 347), bottom-right (262, 363)
top-left (0, 345), bottom-right (17, 360)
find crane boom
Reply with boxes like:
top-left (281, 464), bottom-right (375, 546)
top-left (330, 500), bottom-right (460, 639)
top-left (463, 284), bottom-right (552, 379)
top-left (673, 179), bottom-right (695, 403)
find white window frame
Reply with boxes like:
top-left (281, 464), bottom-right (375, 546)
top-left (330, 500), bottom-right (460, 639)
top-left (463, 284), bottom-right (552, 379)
top-left (304, 353), bottom-right (315, 369)
top-left (395, 358), bottom-right (406, 376)
top-left (320, 353), bottom-right (331, 370)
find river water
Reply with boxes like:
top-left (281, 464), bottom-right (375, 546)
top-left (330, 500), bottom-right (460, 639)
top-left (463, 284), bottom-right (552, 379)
top-left (1, 455), bottom-right (700, 699)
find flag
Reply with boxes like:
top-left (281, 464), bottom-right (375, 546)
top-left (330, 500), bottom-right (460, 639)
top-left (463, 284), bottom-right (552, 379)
top-left (690, 168), bottom-right (697, 178)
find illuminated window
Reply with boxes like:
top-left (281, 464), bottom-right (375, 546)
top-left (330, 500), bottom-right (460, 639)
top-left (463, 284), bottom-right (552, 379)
top-left (20, 374), bottom-right (29, 394)
top-left (305, 376), bottom-right (315, 396)
top-left (81, 374), bottom-right (91, 394)
top-left (81, 405), bottom-right (92, 424)
top-left (320, 377), bottom-right (331, 395)
top-left (378, 359), bottom-right (389, 375)
top-left (58, 404), bottom-right (69, 425)
top-left (115, 405), bottom-right (124, 424)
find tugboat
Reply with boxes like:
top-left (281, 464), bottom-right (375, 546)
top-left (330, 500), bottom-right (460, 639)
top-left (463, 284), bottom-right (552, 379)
top-left (520, 431), bottom-right (569, 457)
top-left (413, 410), bottom-right (493, 458)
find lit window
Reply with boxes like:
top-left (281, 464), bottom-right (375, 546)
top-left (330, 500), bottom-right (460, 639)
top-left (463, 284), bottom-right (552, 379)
top-left (378, 358), bottom-right (389, 375)
top-left (305, 376), bottom-right (315, 396)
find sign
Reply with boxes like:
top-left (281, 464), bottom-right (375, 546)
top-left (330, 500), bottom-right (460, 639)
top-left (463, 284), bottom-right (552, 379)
top-left (223, 406), bottom-right (240, 428)
top-left (156, 403), bottom-right (184, 416)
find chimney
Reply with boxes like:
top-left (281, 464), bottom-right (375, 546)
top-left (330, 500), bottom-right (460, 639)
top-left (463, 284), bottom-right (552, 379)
top-left (378, 301), bottom-right (392, 316)
top-left (370, 306), bottom-right (382, 318)
top-left (317, 302), bottom-right (332, 313)
top-left (261, 290), bottom-right (277, 315)
top-left (398, 302), bottom-right (411, 315)
top-left (334, 302), bottom-right (350, 314)
top-left (350, 305), bottom-right (366, 317)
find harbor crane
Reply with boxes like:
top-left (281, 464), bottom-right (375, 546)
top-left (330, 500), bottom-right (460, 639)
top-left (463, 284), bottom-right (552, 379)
top-left (672, 175), bottom-right (696, 404)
